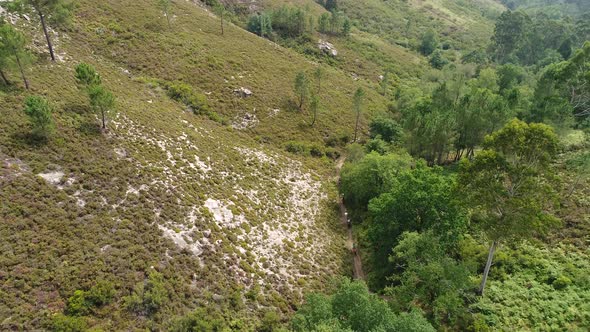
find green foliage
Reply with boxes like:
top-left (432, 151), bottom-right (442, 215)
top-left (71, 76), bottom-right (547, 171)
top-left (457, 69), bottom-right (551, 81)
top-left (532, 42), bottom-right (590, 125)
top-left (259, 310), bottom-right (281, 332)
top-left (157, 0), bottom-right (172, 27)
top-left (291, 279), bottom-right (435, 332)
top-left (294, 71), bottom-right (309, 110)
top-left (170, 307), bottom-right (228, 331)
top-left (123, 270), bottom-right (168, 316)
top-left (369, 116), bottom-right (402, 143)
top-left (419, 30), bottom-right (438, 56)
top-left (367, 162), bottom-right (467, 287)
top-left (341, 18), bottom-right (351, 36)
top-left (272, 6), bottom-right (308, 38)
top-left (51, 314), bottom-right (87, 332)
top-left (460, 118), bottom-right (560, 241)
top-left (88, 84), bottom-right (116, 129)
top-left (386, 232), bottom-right (475, 328)
top-left (428, 49), bottom-right (448, 69)
top-left (455, 73), bottom-right (512, 157)
top-left (66, 290), bottom-right (92, 316)
top-left (75, 63), bottom-right (116, 129)
top-left (66, 281), bottom-right (115, 316)
top-left (86, 280), bottom-right (116, 306)
top-left (400, 83), bottom-right (457, 165)
top-left (318, 13), bottom-right (330, 33)
top-left (248, 12), bottom-right (273, 38)
top-left (23, 95), bottom-right (54, 139)
top-left (490, 9), bottom-right (586, 66)
top-left (459, 119), bottom-right (560, 295)
top-left (364, 137), bottom-right (389, 155)
top-left (3, 0), bottom-right (74, 61)
top-left (324, 0), bottom-right (338, 12)
top-left (469, 243), bottom-right (590, 331)
top-left (0, 22), bottom-right (31, 89)
top-left (21, 0), bottom-right (75, 26)
top-left (285, 140), bottom-right (334, 159)
top-left (75, 63), bottom-right (102, 87)
top-left (249, 6), bottom-right (313, 39)
top-left (165, 82), bottom-right (211, 115)
top-left (340, 151), bottom-right (413, 211)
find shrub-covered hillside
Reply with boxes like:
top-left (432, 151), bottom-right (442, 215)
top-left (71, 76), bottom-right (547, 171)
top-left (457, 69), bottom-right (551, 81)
top-left (1, 0), bottom-right (589, 330)
top-left (0, 0), bottom-right (395, 329)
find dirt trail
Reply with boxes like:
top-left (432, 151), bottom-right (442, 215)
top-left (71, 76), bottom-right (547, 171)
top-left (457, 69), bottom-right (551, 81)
top-left (335, 157), bottom-right (365, 280)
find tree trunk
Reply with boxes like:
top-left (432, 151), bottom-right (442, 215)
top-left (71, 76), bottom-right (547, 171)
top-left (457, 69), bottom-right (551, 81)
top-left (311, 110), bottom-right (317, 127)
top-left (37, 9), bottom-right (56, 62)
top-left (220, 11), bottom-right (224, 35)
top-left (0, 69), bottom-right (9, 85)
top-left (166, 11), bottom-right (171, 28)
top-left (14, 52), bottom-right (29, 90)
top-left (101, 109), bottom-right (106, 129)
top-left (354, 112), bottom-right (360, 142)
top-left (478, 240), bottom-right (498, 296)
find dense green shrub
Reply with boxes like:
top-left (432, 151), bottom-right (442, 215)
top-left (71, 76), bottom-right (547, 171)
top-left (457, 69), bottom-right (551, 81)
top-left (165, 82), bottom-right (211, 115)
top-left (23, 95), bottom-right (55, 139)
top-left (51, 314), bottom-right (87, 332)
top-left (369, 117), bottom-right (402, 143)
top-left (419, 30), bottom-right (438, 56)
top-left (123, 271), bottom-right (168, 316)
top-left (340, 151), bottom-right (413, 210)
top-left (170, 308), bottom-right (228, 332)
top-left (367, 162), bottom-right (467, 289)
top-left (66, 281), bottom-right (115, 316)
top-left (387, 232), bottom-right (475, 328)
top-left (66, 290), bottom-right (92, 316)
top-left (291, 279), bottom-right (435, 332)
top-left (364, 137), bottom-right (389, 155)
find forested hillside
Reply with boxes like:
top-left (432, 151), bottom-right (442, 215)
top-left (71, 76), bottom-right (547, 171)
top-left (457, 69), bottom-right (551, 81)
top-left (0, 0), bottom-right (588, 331)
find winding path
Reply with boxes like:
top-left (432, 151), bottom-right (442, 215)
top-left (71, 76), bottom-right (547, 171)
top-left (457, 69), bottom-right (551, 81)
top-left (335, 157), bottom-right (365, 280)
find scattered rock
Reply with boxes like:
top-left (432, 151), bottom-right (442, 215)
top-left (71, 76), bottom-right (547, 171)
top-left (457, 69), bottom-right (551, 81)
top-left (232, 112), bottom-right (259, 130)
top-left (269, 108), bottom-right (280, 117)
top-left (38, 171), bottom-right (64, 185)
top-left (318, 40), bottom-right (338, 57)
top-left (120, 67), bottom-right (131, 76)
top-left (114, 147), bottom-right (127, 159)
top-left (233, 87), bottom-right (253, 98)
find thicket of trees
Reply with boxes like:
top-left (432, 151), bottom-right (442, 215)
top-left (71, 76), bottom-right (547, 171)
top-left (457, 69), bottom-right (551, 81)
top-left (339, 118), bottom-right (562, 329)
top-left (327, 4), bottom-right (590, 331)
top-left (291, 279), bottom-right (435, 332)
top-left (247, 5), bottom-right (352, 40)
top-left (491, 9), bottom-right (589, 65)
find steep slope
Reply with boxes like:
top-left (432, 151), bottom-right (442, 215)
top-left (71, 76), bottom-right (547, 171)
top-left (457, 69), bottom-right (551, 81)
top-left (329, 0), bottom-right (503, 52)
top-left (0, 0), bottom-right (401, 329)
top-left (4, 0), bottom-right (558, 330)
top-left (72, 0), bottom-right (394, 147)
